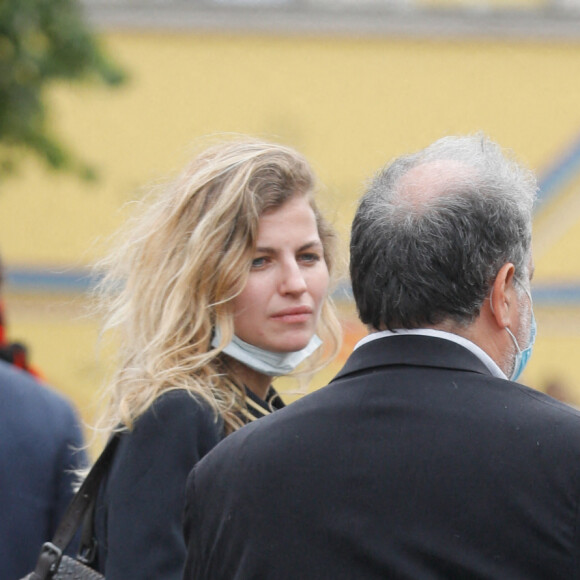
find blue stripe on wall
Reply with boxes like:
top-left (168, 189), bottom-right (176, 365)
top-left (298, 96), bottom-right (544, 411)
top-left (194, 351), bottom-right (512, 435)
top-left (5, 268), bottom-right (95, 292)
top-left (537, 133), bottom-right (580, 209)
top-left (531, 284), bottom-right (580, 307)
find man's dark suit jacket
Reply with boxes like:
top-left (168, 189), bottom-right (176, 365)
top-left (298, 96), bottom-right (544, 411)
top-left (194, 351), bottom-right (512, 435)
top-left (0, 360), bottom-right (87, 579)
top-left (183, 335), bottom-right (580, 579)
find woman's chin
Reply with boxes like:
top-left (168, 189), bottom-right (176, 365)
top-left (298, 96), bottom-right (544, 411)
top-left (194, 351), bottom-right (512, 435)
top-left (248, 327), bottom-right (317, 354)
top-left (267, 338), bottom-right (313, 354)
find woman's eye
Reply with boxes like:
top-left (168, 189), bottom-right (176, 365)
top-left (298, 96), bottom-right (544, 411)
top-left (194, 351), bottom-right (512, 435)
top-left (251, 257), bottom-right (268, 269)
top-left (299, 253), bottom-right (321, 264)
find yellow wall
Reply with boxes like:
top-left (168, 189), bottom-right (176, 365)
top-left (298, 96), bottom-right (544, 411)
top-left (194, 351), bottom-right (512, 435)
top-left (3, 30), bottom-right (580, 428)
top-left (5, 33), bottom-right (580, 265)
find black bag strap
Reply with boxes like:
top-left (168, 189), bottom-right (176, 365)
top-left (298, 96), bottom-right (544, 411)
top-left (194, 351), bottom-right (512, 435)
top-left (78, 493), bottom-right (99, 566)
top-left (30, 434), bottom-right (121, 579)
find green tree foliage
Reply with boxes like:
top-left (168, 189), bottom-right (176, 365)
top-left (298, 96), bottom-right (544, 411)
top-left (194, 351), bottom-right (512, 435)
top-left (0, 0), bottom-right (126, 179)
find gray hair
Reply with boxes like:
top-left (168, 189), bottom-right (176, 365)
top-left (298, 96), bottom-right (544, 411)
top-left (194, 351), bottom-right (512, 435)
top-left (350, 134), bottom-right (537, 331)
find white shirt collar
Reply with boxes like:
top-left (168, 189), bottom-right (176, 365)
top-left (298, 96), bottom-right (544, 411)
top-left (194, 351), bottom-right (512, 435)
top-left (354, 328), bottom-right (507, 380)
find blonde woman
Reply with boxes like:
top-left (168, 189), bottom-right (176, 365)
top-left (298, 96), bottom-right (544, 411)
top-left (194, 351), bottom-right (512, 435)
top-left (88, 138), bottom-right (342, 579)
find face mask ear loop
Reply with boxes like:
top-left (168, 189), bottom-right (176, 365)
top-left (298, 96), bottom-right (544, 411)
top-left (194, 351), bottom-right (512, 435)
top-left (508, 279), bottom-right (536, 382)
top-left (488, 279), bottom-right (534, 381)
top-left (489, 285), bottom-right (495, 315)
top-left (505, 326), bottom-right (522, 355)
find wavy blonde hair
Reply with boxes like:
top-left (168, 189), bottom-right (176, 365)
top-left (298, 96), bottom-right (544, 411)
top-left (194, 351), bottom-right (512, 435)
top-left (94, 138), bottom-right (342, 436)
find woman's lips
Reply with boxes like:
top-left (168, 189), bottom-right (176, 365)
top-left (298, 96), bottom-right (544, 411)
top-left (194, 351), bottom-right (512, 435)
top-left (271, 306), bottom-right (313, 323)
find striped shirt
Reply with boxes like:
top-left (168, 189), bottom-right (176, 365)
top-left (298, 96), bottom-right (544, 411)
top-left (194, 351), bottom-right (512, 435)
top-left (233, 384), bottom-right (285, 423)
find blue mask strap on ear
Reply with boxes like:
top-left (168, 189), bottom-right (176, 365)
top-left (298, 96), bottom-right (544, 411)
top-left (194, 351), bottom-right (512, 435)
top-left (505, 283), bottom-right (536, 382)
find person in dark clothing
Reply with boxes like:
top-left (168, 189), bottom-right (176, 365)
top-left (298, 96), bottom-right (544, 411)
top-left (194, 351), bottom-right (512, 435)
top-left (0, 360), bottom-right (87, 580)
top-left (182, 134), bottom-right (580, 579)
top-left (89, 138), bottom-right (342, 579)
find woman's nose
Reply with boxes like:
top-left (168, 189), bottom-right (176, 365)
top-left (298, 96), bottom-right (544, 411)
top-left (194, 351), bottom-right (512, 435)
top-left (279, 261), bottom-right (307, 295)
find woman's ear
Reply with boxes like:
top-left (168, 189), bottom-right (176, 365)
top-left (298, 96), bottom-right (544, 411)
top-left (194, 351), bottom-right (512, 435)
top-left (489, 262), bottom-right (517, 329)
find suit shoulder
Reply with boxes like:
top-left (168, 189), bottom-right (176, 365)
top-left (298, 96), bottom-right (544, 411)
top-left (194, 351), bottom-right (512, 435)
top-left (511, 381), bottom-right (580, 427)
top-left (0, 359), bottom-right (79, 425)
top-left (138, 389), bottom-right (221, 432)
top-left (193, 392), bottom-right (318, 478)
top-left (119, 389), bottom-right (223, 462)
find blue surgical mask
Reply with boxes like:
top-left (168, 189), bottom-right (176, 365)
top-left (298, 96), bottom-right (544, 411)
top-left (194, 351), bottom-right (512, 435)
top-left (211, 327), bottom-right (322, 377)
top-left (505, 283), bottom-right (536, 382)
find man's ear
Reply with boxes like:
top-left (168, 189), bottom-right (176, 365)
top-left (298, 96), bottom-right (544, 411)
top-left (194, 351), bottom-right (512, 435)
top-left (489, 262), bottom-right (517, 329)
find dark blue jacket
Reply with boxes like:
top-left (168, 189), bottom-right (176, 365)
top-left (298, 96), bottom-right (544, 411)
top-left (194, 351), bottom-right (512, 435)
top-left (184, 335), bottom-right (580, 580)
top-left (94, 390), bottom-right (223, 580)
top-left (94, 386), bottom-right (282, 579)
top-left (0, 360), bottom-right (87, 580)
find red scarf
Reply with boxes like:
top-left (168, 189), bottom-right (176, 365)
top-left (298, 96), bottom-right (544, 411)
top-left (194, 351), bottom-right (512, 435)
top-left (0, 300), bottom-right (43, 380)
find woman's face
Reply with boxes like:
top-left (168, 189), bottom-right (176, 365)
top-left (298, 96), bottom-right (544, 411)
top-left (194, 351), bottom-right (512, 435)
top-left (232, 195), bottom-right (329, 353)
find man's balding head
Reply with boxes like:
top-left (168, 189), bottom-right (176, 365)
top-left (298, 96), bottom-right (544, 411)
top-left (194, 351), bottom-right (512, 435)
top-left (350, 134), bottom-right (537, 331)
